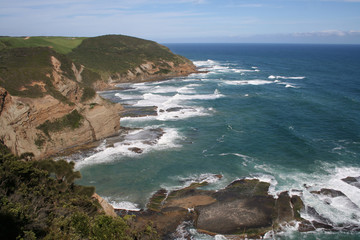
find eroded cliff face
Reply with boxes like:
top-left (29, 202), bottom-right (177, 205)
top-left (117, 60), bottom-right (197, 83)
top-left (94, 60), bottom-right (197, 90)
top-left (0, 55), bottom-right (123, 159)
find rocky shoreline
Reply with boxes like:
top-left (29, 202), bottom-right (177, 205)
top-left (118, 177), bottom-right (302, 239)
top-left (57, 83), bottom-right (360, 239)
top-left (112, 175), bottom-right (360, 239)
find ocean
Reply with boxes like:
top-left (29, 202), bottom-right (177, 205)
top-left (72, 43), bottom-right (360, 239)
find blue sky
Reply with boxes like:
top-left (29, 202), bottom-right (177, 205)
top-left (1, 0), bottom-right (360, 43)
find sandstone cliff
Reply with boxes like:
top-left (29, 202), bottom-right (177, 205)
top-left (0, 35), bottom-right (197, 158)
top-left (103, 60), bottom-right (197, 87)
top-left (68, 35), bottom-right (197, 90)
top-left (0, 48), bottom-right (123, 159)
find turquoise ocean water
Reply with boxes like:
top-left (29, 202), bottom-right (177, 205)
top-left (73, 44), bottom-right (360, 239)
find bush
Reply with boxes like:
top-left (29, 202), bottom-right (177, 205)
top-left (0, 142), bottom-right (159, 239)
top-left (36, 110), bottom-right (83, 137)
top-left (81, 87), bottom-right (96, 102)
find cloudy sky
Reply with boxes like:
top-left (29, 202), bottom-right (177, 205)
top-left (1, 0), bottom-right (360, 43)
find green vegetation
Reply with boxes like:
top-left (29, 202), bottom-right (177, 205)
top-left (155, 68), bottom-right (171, 75)
top-left (226, 179), bottom-right (270, 197)
top-left (147, 189), bottom-right (167, 212)
top-left (0, 36), bottom-right (86, 54)
top-left (0, 142), bottom-right (159, 239)
top-left (81, 68), bottom-right (101, 87)
top-left (34, 134), bottom-right (46, 149)
top-left (0, 47), bottom-right (54, 98)
top-left (37, 110), bottom-right (83, 137)
top-left (68, 35), bottom-right (189, 76)
top-left (0, 47), bottom-right (73, 103)
top-left (0, 47), bottom-right (98, 103)
top-left (0, 35), bottom-right (192, 102)
top-left (81, 87), bottom-right (96, 102)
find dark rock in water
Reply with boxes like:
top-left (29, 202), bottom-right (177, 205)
top-left (213, 179), bottom-right (270, 202)
top-left (306, 206), bottom-right (333, 226)
top-left (342, 176), bottom-right (360, 189)
top-left (166, 107), bottom-right (184, 112)
top-left (120, 106), bottom-right (157, 117)
top-left (215, 174), bottom-right (223, 179)
top-left (291, 195), bottom-right (304, 220)
top-left (298, 220), bottom-right (316, 232)
top-left (147, 188), bottom-right (168, 212)
top-left (275, 192), bottom-right (295, 223)
top-left (311, 220), bottom-right (334, 230)
top-left (195, 197), bottom-right (274, 234)
top-left (128, 147), bottom-right (143, 153)
top-left (134, 177), bottom-right (360, 238)
top-left (311, 188), bottom-right (346, 198)
top-left (319, 188), bottom-right (346, 197)
top-left (133, 178), bottom-right (307, 239)
top-left (124, 128), bottom-right (164, 146)
top-left (299, 219), bottom-right (333, 231)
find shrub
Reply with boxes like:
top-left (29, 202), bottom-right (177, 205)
top-left (81, 87), bottom-right (96, 102)
top-left (36, 110), bottom-right (83, 137)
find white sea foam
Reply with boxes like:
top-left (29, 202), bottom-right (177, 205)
top-left (233, 69), bottom-right (258, 73)
top-left (121, 106), bottom-right (210, 123)
top-left (270, 221), bottom-right (302, 238)
top-left (268, 75), bottom-right (306, 80)
top-left (193, 59), bottom-right (258, 75)
top-left (115, 92), bottom-right (143, 100)
top-left (219, 152), bottom-right (253, 166)
top-left (268, 75), bottom-right (276, 79)
top-left (161, 173), bottom-right (223, 192)
top-left (117, 87), bottom-right (224, 123)
top-left (253, 162), bottom-right (360, 227)
top-left (103, 198), bottom-right (141, 211)
top-left (223, 79), bottom-right (273, 86)
top-left (193, 59), bottom-right (218, 67)
top-left (276, 81), bottom-right (298, 88)
top-left (74, 127), bottom-right (183, 169)
top-left (176, 85), bottom-right (196, 94)
top-left (151, 86), bottom-right (179, 93)
top-left (134, 90), bottom-right (223, 107)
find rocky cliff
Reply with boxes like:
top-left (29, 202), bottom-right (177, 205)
top-left (0, 35), bottom-right (197, 158)
top-left (68, 35), bottom-right (197, 90)
top-left (0, 47), bottom-right (123, 158)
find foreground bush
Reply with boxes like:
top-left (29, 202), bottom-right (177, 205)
top-left (0, 142), bottom-right (158, 240)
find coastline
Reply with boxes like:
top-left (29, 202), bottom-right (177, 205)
top-left (51, 44), bottom-right (360, 239)
top-left (52, 69), bottom-right (201, 160)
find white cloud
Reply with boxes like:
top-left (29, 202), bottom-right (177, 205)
top-left (292, 30), bottom-right (360, 37)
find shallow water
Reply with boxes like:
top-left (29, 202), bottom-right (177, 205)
top-left (72, 44), bottom-right (360, 239)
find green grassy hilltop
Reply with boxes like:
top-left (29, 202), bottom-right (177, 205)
top-left (0, 35), bottom-right (193, 98)
top-left (68, 35), bottom-right (190, 74)
top-left (0, 36), bottom-right (86, 54)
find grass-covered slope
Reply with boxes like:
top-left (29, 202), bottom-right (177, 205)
top-left (0, 47), bottom-right (97, 101)
top-left (0, 142), bottom-right (158, 240)
top-left (68, 35), bottom-right (191, 75)
top-left (0, 36), bottom-right (86, 54)
top-left (0, 34), bottom-right (195, 91)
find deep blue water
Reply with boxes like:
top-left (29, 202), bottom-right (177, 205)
top-left (74, 44), bottom-right (360, 239)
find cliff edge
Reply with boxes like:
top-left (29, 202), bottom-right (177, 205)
top-left (0, 35), bottom-right (197, 158)
top-left (0, 47), bottom-right (123, 158)
top-left (68, 35), bottom-right (197, 89)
